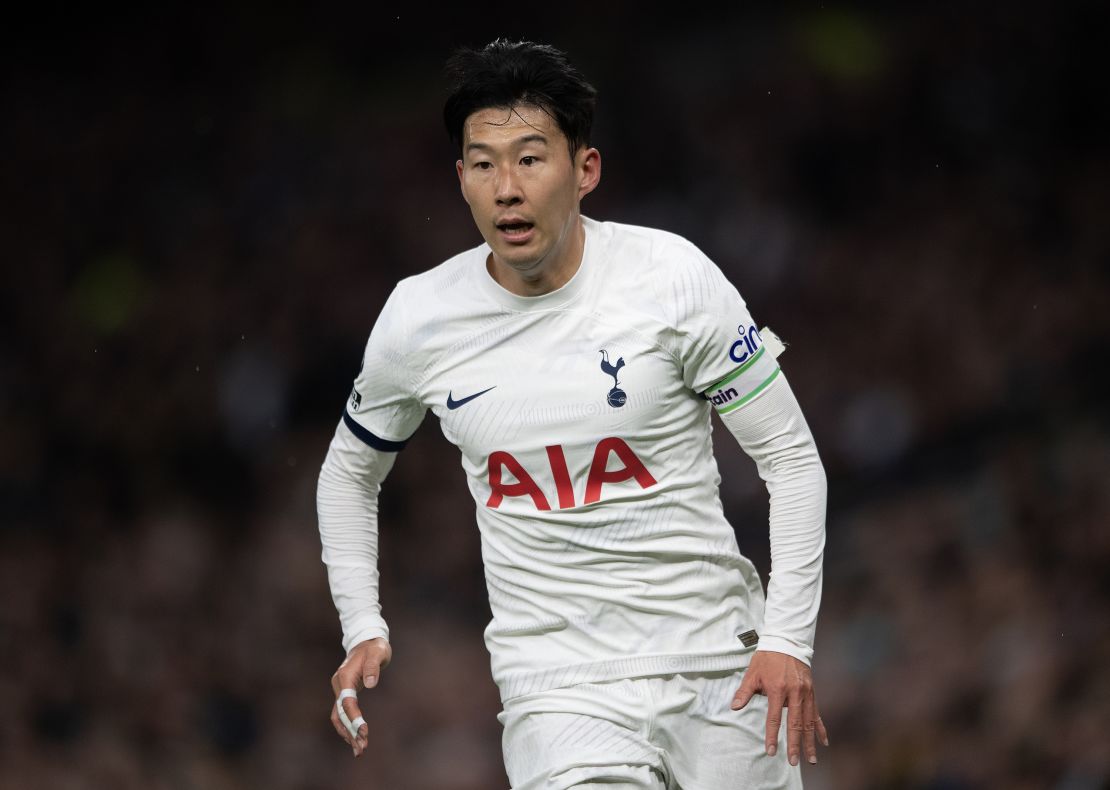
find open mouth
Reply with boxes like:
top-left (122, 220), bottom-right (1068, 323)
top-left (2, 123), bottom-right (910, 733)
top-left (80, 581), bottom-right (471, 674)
top-left (497, 221), bottom-right (534, 240)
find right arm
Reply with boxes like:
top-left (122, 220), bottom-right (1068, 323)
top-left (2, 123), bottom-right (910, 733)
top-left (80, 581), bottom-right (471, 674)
top-left (317, 417), bottom-right (397, 654)
top-left (317, 418), bottom-right (399, 756)
top-left (317, 282), bottom-right (426, 755)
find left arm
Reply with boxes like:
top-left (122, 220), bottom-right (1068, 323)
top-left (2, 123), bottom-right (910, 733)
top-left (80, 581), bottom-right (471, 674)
top-left (721, 370), bottom-right (829, 766)
top-left (657, 241), bottom-right (829, 765)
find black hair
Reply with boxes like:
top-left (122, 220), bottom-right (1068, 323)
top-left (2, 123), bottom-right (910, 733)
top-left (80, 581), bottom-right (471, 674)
top-left (443, 39), bottom-right (597, 157)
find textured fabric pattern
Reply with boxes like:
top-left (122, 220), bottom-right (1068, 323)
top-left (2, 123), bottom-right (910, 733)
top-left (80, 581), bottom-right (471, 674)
top-left (500, 669), bottom-right (803, 789)
top-left (321, 216), bottom-right (824, 698)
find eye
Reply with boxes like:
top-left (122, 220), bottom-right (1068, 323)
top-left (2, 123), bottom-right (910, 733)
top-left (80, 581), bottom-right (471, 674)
top-left (475, 161), bottom-right (493, 170)
top-left (520, 156), bottom-right (537, 166)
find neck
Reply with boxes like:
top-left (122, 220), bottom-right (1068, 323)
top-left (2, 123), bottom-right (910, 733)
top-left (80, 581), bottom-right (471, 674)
top-left (488, 216), bottom-right (585, 297)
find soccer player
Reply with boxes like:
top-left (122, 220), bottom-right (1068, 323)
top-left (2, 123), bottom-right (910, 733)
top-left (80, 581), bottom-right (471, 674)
top-left (317, 39), bottom-right (828, 788)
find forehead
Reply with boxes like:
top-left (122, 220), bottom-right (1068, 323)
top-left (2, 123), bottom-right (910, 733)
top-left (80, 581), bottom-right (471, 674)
top-left (462, 104), bottom-right (565, 149)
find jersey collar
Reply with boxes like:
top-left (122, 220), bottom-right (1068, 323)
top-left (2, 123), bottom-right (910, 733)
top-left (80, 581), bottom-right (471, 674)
top-left (475, 216), bottom-right (599, 311)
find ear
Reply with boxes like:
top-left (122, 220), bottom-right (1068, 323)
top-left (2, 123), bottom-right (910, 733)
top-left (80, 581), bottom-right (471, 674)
top-left (576, 147), bottom-right (601, 200)
top-left (456, 159), bottom-right (470, 205)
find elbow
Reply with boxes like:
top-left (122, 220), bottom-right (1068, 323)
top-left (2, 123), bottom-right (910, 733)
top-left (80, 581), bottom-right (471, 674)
top-left (768, 436), bottom-right (826, 480)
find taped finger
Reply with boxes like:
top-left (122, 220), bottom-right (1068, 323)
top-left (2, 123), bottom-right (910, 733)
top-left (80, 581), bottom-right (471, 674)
top-left (337, 688), bottom-right (359, 702)
top-left (331, 708), bottom-right (352, 743)
top-left (336, 689), bottom-right (360, 739)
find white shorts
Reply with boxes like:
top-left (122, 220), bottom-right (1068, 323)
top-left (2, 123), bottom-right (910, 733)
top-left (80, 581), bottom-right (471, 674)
top-left (499, 669), bottom-right (804, 789)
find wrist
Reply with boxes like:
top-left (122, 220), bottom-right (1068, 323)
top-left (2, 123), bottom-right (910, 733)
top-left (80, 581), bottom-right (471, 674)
top-left (754, 634), bottom-right (813, 666)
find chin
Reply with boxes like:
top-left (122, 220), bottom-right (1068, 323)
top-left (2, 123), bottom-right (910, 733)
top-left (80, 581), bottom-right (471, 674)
top-left (496, 247), bottom-right (545, 272)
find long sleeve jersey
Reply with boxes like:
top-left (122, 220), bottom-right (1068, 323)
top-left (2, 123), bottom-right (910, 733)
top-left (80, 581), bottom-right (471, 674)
top-left (318, 217), bottom-right (826, 702)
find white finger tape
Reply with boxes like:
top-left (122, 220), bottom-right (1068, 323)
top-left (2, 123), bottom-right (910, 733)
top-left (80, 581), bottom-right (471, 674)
top-left (336, 689), bottom-right (360, 739)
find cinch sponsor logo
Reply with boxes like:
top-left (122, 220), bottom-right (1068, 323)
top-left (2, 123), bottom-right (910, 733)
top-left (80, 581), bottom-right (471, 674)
top-left (729, 324), bottom-right (763, 364)
top-left (486, 437), bottom-right (657, 511)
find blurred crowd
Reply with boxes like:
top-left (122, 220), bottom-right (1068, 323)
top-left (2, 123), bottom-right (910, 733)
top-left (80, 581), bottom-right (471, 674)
top-left (2, 5), bottom-right (1107, 789)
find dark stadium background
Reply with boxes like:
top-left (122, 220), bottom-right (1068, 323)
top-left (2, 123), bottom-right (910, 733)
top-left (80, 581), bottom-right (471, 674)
top-left (3, 4), bottom-right (1108, 789)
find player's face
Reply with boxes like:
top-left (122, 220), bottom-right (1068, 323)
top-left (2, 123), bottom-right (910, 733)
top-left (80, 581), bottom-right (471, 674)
top-left (456, 104), bottom-right (600, 294)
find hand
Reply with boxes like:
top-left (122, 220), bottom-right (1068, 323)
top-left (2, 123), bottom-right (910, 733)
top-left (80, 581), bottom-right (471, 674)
top-left (731, 649), bottom-right (829, 766)
top-left (329, 637), bottom-right (392, 757)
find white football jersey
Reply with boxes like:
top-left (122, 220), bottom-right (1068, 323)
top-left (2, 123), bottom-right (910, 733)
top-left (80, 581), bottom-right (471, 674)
top-left (345, 216), bottom-right (783, 701)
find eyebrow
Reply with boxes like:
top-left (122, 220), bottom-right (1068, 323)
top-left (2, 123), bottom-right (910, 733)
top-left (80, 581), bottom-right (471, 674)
top-left (466, 134), bottom-right (549, 153)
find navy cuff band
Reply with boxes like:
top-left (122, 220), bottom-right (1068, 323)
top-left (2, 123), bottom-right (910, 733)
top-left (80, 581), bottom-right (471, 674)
top-left (343, 411), bottom-right (409, 452)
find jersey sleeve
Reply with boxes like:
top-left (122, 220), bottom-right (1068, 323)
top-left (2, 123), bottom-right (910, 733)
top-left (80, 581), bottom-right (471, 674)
top-left (343, 283), bottom-right (427, 451)
top-left (670, 247), bottom-right (781, 412)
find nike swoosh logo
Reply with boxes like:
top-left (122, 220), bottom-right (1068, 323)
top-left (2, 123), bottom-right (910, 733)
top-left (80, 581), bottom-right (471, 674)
top-left (446, 386), bottom-right (496, 410)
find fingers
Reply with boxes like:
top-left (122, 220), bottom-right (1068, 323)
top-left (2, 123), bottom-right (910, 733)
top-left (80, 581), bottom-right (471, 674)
top-left (786, 689), bottom-right (804, 765)
top-left (764, 690), bottom-right (784, 757)
top-left (332, 639), bottom-right (389, 693)
top-left (329, 640), bottom-right (392, 757)
top-left (329, 702), bottom-right (356, 750)
top-left (340, 695), bottom-right (367, 743)
top-left (815, 701), bottom-right (830, 748)
top-left (363, 639), bottom-right (391, 688)
top-left (729, 654), bottom-right (783, 757)
top-left (362, 657), bottom-right (383, 690)
top-left (787, 676), bottom-right (827, 767)
top-left (783, 692), bottom-right (826, 766)
top-left (330, 699), bottom-right (369, 757)
top-left (786, 666), bottom-right (819, 766)
top-left (330, 655), bottom-right (364, 697)
top-left (805, 698), bottom-right (820, 765)
top-left (331, 690), bottom-right (363, 755)
top-left (800, 691), bottom-right (820, 766)
top-left (733, 652), bottom-right (829, 766)
top-left (730, 674), bottom-right (758, 712)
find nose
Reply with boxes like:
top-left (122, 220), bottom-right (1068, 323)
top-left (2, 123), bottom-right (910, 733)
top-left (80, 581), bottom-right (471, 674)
top-left (495, 168), bottom-right (522, 207)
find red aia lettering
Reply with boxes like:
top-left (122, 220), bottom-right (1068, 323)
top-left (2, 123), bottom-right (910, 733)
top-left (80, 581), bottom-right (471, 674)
top-left (584, 437), bottom-right (658, 504)
top-left (545, 445), bottom-right (576, 509)
top-left (486, 451), bottom-right (551, 510)
top-left (486, 438), bottom-right (656, 510)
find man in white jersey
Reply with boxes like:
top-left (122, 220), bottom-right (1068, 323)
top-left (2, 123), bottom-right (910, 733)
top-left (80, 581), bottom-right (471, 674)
top-left (317, 39), bottom-right (829, 788)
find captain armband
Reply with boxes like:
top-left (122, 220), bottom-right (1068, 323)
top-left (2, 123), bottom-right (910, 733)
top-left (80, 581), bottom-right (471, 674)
top-left (702, 326), bottom-right (787, 414)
